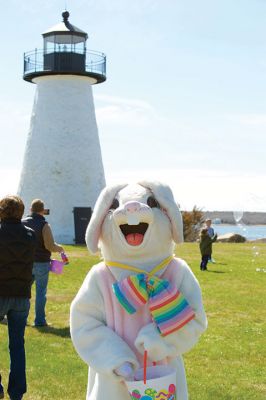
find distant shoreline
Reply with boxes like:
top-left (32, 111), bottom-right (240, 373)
top-left (214, 222), bottom-right (266, 226)
top-left (203, 211), bottom-right (266, 225)
top-left (211, 223), bottom-right (266, 241)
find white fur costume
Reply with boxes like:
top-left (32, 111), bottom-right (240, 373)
top-left (70, 181), bottom-right (207, 400)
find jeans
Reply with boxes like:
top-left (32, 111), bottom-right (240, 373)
top-left (0, 373), bottom-right (3, 395)
top-left (0, 297), bottom-right (30, 400)
top-left (200, 255), bottom-right (209, 270)
top-left (32, 262), bottom-right (50, 326)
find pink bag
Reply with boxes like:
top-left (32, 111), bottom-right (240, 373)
top-left (50, 259), bottom-right (64, 274)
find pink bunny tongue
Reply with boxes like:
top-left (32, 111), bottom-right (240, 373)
top-left (126, 233), bottom-right (144, 246)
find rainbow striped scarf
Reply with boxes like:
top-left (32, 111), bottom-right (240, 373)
top-left (106, 257), bottom-right (195, 337)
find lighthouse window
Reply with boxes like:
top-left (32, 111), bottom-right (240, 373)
top-left (43, 33), bottom-right (86, 55)
top-left (44, 37), bottom-right (56, 54)
top-left (74, 42), bottom-right (86, 54)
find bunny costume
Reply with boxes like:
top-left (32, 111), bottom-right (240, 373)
top-left (70, 181), bottom-right (207, 400)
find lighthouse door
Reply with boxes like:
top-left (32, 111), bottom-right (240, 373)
top-left (73, 207), bottom-right (92, 244)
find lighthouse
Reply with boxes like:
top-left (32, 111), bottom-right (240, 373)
top-left (18, 11), bottom-right (106, 244)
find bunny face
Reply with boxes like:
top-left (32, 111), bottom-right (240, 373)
top-left (100, 184), bottom-right (173, 261)
top-left (86, 181), bottom-right (183, 264)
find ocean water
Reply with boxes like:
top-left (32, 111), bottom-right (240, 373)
top-left (212, 224), bottom-right (266, 240)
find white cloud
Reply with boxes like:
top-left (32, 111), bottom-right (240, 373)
top-left (95, 94), bottom-right (154, 111)
top-left (1, 166), bottom-right (265, 212)
top-left (105, 168), bottom-right (266, 212)
top-left (0, 101), bottom-right (30, 170)
top-left (0, 168), bottom-right (20, 198)
top-left (95, 94), bottom-right (157, 127)
top-left (228, 113), bottom-right (266, 127)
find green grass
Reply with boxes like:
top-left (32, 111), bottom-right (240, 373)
top-left (0, 243), bottom-right (265, 399)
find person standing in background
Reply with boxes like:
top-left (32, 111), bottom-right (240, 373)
top-left (199, 228), bottom-right (217, 271)
top-left (205, 218), bottom-right (216, 263)
top-left (0, 195), bottom-right (36, 400)
top-left (22, 199), bottom-right (64, 327)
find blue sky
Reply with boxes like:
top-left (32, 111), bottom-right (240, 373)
top-left (1, 0), bottom-right (266, 211)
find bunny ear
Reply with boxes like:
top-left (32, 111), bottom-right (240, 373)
top-left (85, 183), bottom-right (127, 254)
top-left (139, 180), bottom-right (184, 244)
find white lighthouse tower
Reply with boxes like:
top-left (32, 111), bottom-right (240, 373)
top-left (18, 11), bottom-right (106, 244)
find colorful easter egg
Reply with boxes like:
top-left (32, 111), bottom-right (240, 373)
top-left (131, 390), bottom-right (141, 399)
top-left (168, 384), bottom-right (176, 394)
top-left (155, 389), bottom-right (168, 400)
top-left (140, 396), bottom-right (152, 400)
top-left (145, 388), bottom-right (157, 399)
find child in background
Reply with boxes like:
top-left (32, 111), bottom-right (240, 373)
top-left (205, 219), bottom-right (215, 262)
top-left (205, 219), bottom-right (214, 237)
top-left (199, 228), bottom-right (217, 271)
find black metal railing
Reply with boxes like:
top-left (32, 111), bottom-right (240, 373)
top-left (24, 48), bottom-right (106, 79)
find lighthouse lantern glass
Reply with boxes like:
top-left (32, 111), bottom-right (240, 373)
top-left (44, 34), bottom-right (86, 55)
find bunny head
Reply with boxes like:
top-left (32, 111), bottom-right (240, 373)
top-left (86, 181), bottom-right (183, 264)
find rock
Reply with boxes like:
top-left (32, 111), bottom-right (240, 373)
top-left (217, 233), bottom-right (246, 243)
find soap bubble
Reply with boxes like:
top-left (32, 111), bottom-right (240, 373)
top-left (251, 245), bottom-right (266, 272)
top-left (252, 246), bottom-right (259, 257)
top-left (251, 245), bottom-right (259, 264)
top-left (233, 210), bottom-right (243, 224)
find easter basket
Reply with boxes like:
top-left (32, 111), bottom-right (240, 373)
top-left (125, 351), bottom-right (177, 400)
top-left (49, 259), bottom-right (64, 275)
top-left (50, 252), bottom-right (69, 275)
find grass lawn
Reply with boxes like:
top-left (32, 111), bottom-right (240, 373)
top-left (0, 243), bottom-right (265, 399)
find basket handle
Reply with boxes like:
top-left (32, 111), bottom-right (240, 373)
top-left (143, 350), bottom-right (156, 384)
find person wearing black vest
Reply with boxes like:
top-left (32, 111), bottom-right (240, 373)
top-left (0, 195), bottom-right (36, 400)
top-left (22, 199), bottom-right (64, 327)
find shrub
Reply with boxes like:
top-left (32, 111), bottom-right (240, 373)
top-left (182, 206), bottom-right (204, 242)
top-left (217, 233), bottom-right (246, 243)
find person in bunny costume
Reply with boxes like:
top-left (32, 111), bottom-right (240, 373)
top-left (70, 181), bottom-right (207, 400)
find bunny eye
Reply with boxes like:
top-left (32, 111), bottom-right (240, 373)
top-left (109, 198), bottom-right (119, 210)
top-left (147, 196), bottom-right (160, 208)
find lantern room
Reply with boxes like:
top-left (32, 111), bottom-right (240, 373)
top-left (42, 11), bottom-right (87, 72)
top-left (23, 11), bottom-right (106, 84)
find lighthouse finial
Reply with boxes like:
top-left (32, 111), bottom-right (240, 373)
top-left (62, 10), bottom-right (70, 22)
